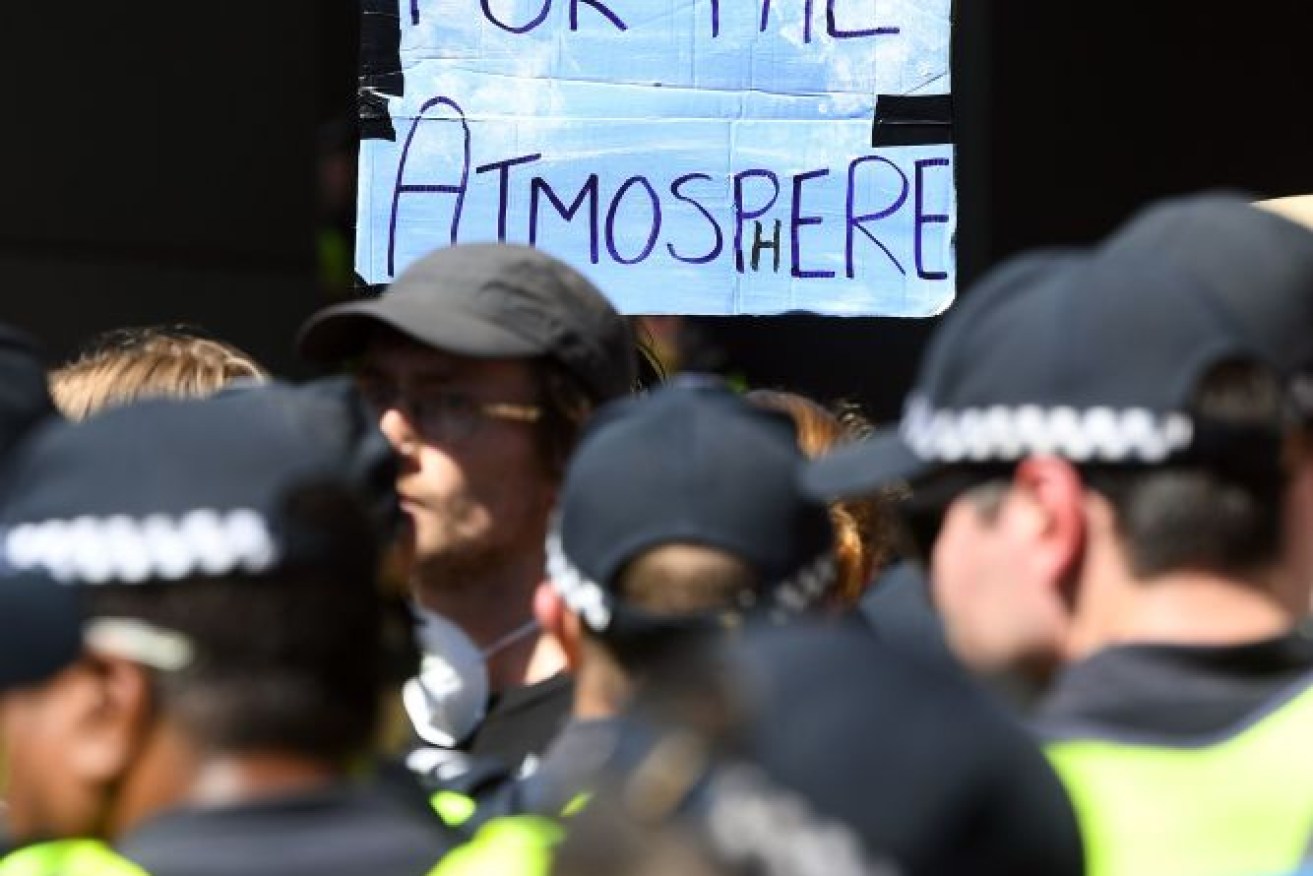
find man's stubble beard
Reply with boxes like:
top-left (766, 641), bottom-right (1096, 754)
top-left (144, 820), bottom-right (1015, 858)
top-left (408, 490), bottom-right (548, 610)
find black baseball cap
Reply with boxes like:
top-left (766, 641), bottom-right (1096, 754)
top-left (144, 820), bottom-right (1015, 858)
top-left (547, 377), bottom-right (835, 636)
top-left (1101, 191), bottom-right (1313, 416)
top-left (0, 572), bottom-right (82, 692)
top-left (0, 379), bottom-right (394, 586)
top-left (804, 237), bottom-right (1270, 500)
top-left (297, 243), bottom-right (637, 404)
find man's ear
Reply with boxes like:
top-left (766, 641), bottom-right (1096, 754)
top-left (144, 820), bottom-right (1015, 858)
top-left (533, 581), bottom-right (583, 670)
top-left (66, 654), bottom-right (154, 786)
top-left (1011, 456), bottom-right (1088, 599)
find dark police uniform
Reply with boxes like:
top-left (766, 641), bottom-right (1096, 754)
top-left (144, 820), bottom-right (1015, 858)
top-left (433, 716), bottom-right (619, 828)
top-left (400, 673), bottom-right (574, 831)
top-left (115, 783), bottom-right (457, 876)
top-left (0, 784), bottom-right (457, 876)
top-left (461, 673), bottom-right (573, 769)
top-left (1035, 633), bottom-right (1313, 876)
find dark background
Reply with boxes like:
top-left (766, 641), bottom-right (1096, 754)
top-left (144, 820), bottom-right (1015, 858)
top-left (2, 2), bottom-right (1311, 419)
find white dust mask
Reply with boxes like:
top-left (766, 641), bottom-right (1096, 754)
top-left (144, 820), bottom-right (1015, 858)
top-left (402, 609), bottom-right (538, 748)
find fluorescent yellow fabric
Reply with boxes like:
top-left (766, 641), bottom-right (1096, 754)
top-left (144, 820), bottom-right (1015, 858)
top-left (0, 840), bottom-right (149, 876)
top-left (431, 791), bottom-right (480, 828)
top-left (1046, 685), bottom-right (1313, 876)
top-left (427, 816), bottom-right (564, 876)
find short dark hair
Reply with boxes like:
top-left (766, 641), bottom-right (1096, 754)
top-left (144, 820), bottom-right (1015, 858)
top-left (531, 320), bottom-right (661, 480)
top-left (1082, 359), bottom-right (1286, 579)
top-left (530, 356), bottom-right (595, 480)
top-left (81, 484), bottom-right (389, 764)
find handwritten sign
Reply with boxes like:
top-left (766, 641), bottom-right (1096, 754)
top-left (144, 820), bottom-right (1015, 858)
top-left (357, 0), bottom-right (954, 316)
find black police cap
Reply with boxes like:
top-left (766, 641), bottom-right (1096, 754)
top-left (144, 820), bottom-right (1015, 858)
top-left (0, 379), bottom-right (394, 586)
top-left (547, 377), bottom-right (836, 637)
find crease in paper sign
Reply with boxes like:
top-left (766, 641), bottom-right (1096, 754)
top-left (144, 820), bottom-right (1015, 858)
top-left (362, 0), bottom-right (955, 317)
top-left (392, 66), bottom-right (885, 123)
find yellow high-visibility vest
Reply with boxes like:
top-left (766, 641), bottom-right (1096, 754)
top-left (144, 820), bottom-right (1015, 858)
top-left (426, 815), bottom-right (564, 876)
top-left (1046, 683), bottom-right (1313, 876)
top-left (0, 840), bottom-right (148, 876)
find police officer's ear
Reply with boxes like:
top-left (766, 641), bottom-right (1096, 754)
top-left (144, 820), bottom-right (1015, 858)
top-left (534, 581), bottom-right (584, 670)
top-left (67, 652), bottom-right (155, 788)
top-left (1010, 456), bottom-right (1088, 596)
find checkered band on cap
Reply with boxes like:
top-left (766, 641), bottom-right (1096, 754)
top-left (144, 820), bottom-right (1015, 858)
top-left (545, 524), bottom-right (836, 634)
top-left (900, 395), bottom-right (1195, 464)
top-left (3, 509), bottom-right (280, 585)
top-left (546, 527), bottom-right (615, 632)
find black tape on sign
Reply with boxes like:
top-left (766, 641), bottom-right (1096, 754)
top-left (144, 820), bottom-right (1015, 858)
top-left (872, 95), bottom-right (954, 147)
top-left (360, 0), bottom-right (405, 141)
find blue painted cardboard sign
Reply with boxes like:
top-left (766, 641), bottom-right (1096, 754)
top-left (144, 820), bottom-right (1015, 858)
top-left (358, 0), bottom-right (954, 315)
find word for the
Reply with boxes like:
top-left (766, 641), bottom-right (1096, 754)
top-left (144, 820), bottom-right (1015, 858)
top-left (413, 0), bottom-right (899, 42)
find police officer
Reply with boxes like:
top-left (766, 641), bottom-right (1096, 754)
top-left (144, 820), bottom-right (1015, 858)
top-left (0, 382), bottom-right (457, 876)
top-left (0, 321), bottom-right (132, 875)
top-left (427, 378), bottom-right (841, 868)
top-left (554, 624), bottom-right (1085, 876)
top-left (804, 192), bottom-right (1313, 876)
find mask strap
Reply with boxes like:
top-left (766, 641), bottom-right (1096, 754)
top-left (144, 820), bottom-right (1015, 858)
top-left (481, 619), bottom-right (538, 659)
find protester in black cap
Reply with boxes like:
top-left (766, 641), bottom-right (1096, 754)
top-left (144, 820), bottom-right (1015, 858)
top-left (803, 194), bottom-right (1313, 876)
top-left (0, 384), bottom-right (456, 876)
top-left (424, 377), bottom-right (838, 869)
top-left (298, 244), bottom-right (637, 779)
top-left (554, 624), bottom-right (1085, 876)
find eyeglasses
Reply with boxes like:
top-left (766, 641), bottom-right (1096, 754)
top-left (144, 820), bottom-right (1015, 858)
top-left (359, 384), bottom-right (542, 444)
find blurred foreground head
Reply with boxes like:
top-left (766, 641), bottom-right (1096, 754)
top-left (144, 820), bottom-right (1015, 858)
top-left (805, 191), bottom-right (1310, 683)
top-left (555, 624), bottom-right (1084, 876)
top-left (0, 380), bottom-right (402, 843)
top-left (541, 377), bottom-right (835, 712)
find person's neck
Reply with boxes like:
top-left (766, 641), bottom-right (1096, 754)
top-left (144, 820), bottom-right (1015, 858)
top-left (414, 547), bottom-right (565, 692)
top-left (106, 722), bottom-right (342, 842)
top-left (570, 650), bottom-right (632, 722)
top-left (1066, 566), bottom-right (1297, 662)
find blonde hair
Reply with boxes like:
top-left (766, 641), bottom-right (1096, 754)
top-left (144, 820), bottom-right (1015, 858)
top-left (50, 326), bottom-right (269, 420)
top-left (745, 389), bottom-right (895, 608)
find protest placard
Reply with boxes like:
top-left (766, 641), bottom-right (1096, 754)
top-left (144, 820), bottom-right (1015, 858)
top-left (358, 0), bottom-right (953, 315)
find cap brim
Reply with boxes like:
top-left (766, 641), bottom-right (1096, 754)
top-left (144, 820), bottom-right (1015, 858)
top-left (0, 572), bottom-right (82, 692)
top-left (296, 295), bottom-right (546, 365)
top-left (801, 430), bottom-right (932, 500)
